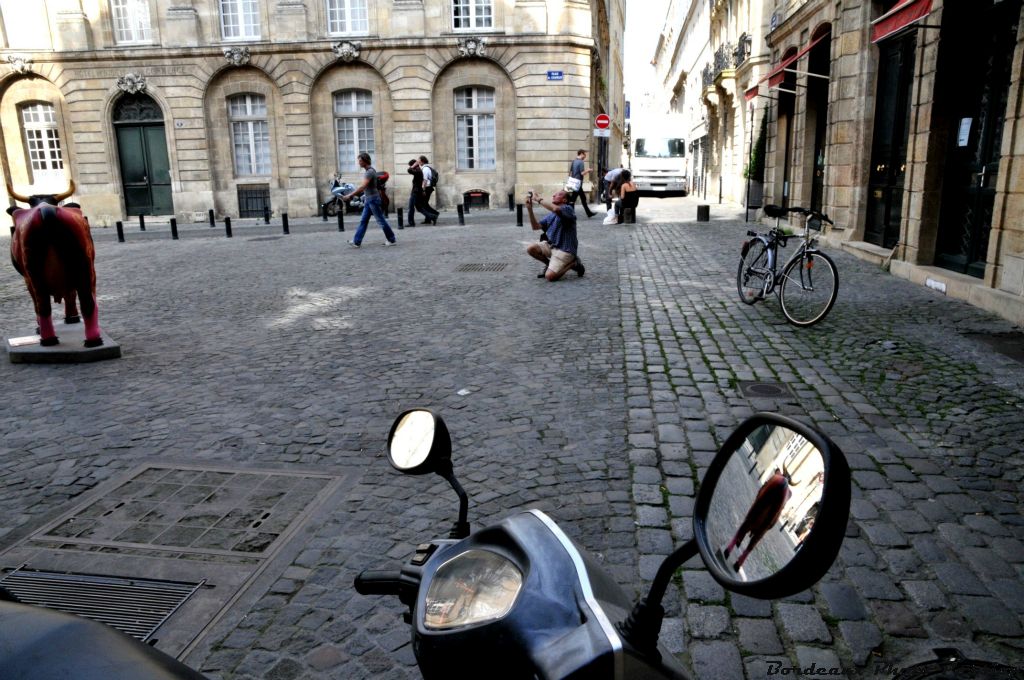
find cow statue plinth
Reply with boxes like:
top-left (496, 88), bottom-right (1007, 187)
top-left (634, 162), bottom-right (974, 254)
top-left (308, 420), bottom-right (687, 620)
top-left (6, 179), bottom-right (104, 348)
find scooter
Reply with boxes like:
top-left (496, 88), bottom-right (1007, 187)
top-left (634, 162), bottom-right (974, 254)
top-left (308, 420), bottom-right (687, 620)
top-left (322, 172), bottom-right (392, 217)
top-left (322, 175), bottom-right (361, 216)
top-left (356, 410), bottom-right (853, 679)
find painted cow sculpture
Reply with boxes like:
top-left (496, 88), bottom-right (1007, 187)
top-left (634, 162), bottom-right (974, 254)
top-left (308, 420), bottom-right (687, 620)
top-left (6, 179), bottom-right (103, 347)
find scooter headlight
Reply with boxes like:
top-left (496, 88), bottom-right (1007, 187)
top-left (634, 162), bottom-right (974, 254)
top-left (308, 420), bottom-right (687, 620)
top-left (423, 550), bottom-right (523, 630)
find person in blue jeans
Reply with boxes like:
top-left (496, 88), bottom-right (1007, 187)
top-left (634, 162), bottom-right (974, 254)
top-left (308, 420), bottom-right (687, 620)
top-left (342, 152), bottom-right (397, 247)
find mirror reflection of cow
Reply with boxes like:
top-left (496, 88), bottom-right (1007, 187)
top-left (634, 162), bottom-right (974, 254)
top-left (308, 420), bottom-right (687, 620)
top-left (6, 179), bottom-right (104, 347)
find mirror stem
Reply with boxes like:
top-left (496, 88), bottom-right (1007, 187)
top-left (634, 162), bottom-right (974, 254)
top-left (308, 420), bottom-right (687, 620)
top-left (438, 464), bottom-right (470, 539)
top-left (619, 539), bottom-right (698, 654)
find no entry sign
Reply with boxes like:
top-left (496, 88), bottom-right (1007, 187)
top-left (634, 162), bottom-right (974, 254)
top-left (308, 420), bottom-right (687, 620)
top-left (595, 114), bottom-right (611, 129)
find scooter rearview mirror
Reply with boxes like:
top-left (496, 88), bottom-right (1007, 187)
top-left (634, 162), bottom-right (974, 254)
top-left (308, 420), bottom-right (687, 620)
top-left (694, 413), bottom-right (850, 599)
top-left (386, 409), bottom-right (470, 539)
top-left (388, 409), bottom-right (451, 475)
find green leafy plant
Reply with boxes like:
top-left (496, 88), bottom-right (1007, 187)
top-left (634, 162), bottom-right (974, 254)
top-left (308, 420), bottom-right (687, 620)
top-left (744, 111), bottom-right (767, 182)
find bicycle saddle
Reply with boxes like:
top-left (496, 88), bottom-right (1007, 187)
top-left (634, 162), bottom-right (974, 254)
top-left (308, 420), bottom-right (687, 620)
top-left (764, 204), bottom-right (787, 218)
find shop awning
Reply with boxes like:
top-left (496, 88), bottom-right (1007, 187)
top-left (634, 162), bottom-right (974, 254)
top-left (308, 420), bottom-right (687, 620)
top-left (744, 32), bottom-right (829, 101)
top-left (871, 0), bottom-right (933, 43)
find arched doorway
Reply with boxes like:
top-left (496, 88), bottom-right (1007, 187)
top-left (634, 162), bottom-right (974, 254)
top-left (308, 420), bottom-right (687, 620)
top-left (806, 26), bottom-right (831, 213)
top-left (113, 93), bottom-right (172, 215)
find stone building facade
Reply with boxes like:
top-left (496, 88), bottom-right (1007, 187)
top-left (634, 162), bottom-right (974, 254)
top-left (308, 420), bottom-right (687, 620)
top-left (0, 0), bottom-right (625, 223)
top-left (656, 0), bottom-right (1024, 325)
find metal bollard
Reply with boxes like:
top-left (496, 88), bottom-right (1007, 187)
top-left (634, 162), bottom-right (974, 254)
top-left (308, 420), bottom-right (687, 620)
top-left (337, 211), bottom-right (344, 232)
top-left (225, 216), bottom-right (232, 238)
top-left (116, 221), bottom-right (125, 242)
top-left (508, 193), bottom-right (514, 211)
top-left (463, 200), bottom-right (470, 214)
top-left (625, 208), bottom-right (637, 224)
top-left (516, 204), bottom-right (523, 227)
top-left (397, 210), bottom-right (404, 230)
top-left (139, 214), bottom-right (146, 231)
top-left (170, 217), bottom-right (179, 240)
top-left (457, 204), bottom-right (465, 226)
top-left (282, 212), bottom-right (289, 234)
top-left (263, 205), bottom-right (270, 224)
top-left (208, 209), bottom-right (215, 227)
top-left (322, 203), bottom-right (328, 221)
top-left (696, 204), bottom-right (710, 222)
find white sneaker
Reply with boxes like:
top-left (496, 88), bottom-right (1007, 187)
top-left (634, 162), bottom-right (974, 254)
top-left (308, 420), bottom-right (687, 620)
top-left (347, 240), bottom-right (360, 248)
top-left (383, 240), bottom-right (397, 247)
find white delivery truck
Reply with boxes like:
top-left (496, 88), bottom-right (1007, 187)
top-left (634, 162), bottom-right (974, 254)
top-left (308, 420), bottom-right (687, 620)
top-left (628, 118), bottom-right (688, 195)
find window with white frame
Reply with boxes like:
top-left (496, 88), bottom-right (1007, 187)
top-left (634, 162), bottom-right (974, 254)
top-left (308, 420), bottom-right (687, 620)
top-left (228, 94), bottom-right (271, 176)
top-left (220, 0), bottom-right (260, 40)
top-left (452, 0), bottom-right (492, 30)
top-left (111, 0), bottom-right (153, 44)
top-left (454, 86), bottom-right (495, 170)
top-left (326, 0), bottom-right (368, 35)
top-left (21, 103), bottom-right (65, 182)
top-left (334, 89), bottom-right (375, 173)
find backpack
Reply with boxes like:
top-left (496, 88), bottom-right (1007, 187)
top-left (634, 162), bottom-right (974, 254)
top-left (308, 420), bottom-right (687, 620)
top-left (424, 164), bottom-right (439, 187)
top-left (375, 170), bottom-right (390, 190)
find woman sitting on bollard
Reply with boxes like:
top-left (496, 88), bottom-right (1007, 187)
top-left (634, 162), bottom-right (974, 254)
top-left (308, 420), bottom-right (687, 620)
top-left (607, 170), bottom-right (638, 224)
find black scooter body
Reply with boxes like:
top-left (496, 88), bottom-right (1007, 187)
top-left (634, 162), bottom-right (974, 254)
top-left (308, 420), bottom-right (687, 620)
top-left (0, 599), bottom-right (205, 680)
top-left (408, 510), bottom-right (687, 680)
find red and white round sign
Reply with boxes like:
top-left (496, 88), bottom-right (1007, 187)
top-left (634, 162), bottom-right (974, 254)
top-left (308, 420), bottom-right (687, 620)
top-left (595, 114), bottom-right (611, 129)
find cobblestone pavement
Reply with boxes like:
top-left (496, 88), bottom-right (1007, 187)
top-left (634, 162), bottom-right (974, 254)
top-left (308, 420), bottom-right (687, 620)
top-left (1, 197), bottom-right (1021, 679)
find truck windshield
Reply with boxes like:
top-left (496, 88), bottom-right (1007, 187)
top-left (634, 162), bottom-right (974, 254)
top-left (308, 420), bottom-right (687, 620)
top-left (635, 138), bottom-right (686, 158)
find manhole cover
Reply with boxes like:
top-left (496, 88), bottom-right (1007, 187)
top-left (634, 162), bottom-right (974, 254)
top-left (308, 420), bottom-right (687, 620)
top-left (0, 567), bottom-right (202, 641)
top-left (457, 262), bottom-right (509, 272)
top-left (36, 465), bottom-right (332, 558)
top-left (738, 381), bottom-right (795, 399)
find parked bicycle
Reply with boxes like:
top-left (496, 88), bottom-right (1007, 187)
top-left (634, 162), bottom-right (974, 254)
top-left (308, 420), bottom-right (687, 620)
top-left (737, 204), bottom-right (839, 327)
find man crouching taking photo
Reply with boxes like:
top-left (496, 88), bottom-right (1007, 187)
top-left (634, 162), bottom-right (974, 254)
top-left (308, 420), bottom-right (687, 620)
top-left (525, 189), bottom-right (586, 281)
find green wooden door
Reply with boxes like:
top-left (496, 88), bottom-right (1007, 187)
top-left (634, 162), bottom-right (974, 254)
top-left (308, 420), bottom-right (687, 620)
top-left (116, 123), bottom-right (172, 216)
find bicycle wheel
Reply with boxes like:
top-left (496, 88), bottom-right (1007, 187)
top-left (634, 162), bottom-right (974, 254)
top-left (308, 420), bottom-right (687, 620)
top-left (737, 239), bottom-right (771, 304)
top-left (779, 250), bottom-right (838, 326)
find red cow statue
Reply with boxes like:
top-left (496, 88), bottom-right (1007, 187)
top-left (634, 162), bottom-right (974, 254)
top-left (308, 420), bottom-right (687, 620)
top-left (6, 179), bottom-right (103, 347)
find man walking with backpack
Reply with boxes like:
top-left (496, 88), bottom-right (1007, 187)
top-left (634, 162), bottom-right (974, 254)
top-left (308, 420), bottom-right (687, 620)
top-left (407, 159), bottom-right (439, 226)
top-left (342, 152), bottom-right (397, 247)
top-left (419, 155), bottom-right (440, 223)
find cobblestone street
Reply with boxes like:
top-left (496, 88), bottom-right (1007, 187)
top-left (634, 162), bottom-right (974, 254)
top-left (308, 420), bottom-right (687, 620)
top-left (1, 196), bottom-right (1022, 679)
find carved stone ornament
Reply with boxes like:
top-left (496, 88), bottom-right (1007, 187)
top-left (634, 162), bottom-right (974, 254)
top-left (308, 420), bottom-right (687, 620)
top-left (4, 55), bottom-right (32, 74)
top-left (331, 40), bottom-right (362, 62)
top-left (457, 36), bottom-right (487, 58)
top-left (223, 46), bottom-right (251, 66)
top-left (116, 73), bottom-right (148, 94)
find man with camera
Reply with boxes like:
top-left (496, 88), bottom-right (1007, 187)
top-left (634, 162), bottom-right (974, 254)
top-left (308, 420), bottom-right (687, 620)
top-left (525, 189), bottom-right (585, 281)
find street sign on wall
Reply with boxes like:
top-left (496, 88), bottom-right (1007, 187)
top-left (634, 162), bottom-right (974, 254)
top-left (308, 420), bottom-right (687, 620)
top-left (546, 71), bottom-right (564, 81)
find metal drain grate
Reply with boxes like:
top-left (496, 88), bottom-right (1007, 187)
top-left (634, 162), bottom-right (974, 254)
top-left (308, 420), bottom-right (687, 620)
top-left (0, 567), bottom-right (203, 641)
top-left (737, 381), bottom-right (795, 399)
top-left (457, 262), bottom-right (509, 272)
top-left (248, 236), bottom-right (282, 242)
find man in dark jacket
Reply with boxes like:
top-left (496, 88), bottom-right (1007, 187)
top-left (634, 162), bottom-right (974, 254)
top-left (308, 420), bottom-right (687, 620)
top-left (407, 159), bottom-right (439, 225)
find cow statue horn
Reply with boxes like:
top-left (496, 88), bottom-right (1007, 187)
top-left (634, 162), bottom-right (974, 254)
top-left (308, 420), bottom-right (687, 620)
top-left (53, 179), bottom-right (76, 202)
top-left (5, 178), bottom-right (31, 204)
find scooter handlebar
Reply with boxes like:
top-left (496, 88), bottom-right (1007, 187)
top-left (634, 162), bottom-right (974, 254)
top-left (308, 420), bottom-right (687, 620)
top-left (355, 570), bottom-right (405, 596)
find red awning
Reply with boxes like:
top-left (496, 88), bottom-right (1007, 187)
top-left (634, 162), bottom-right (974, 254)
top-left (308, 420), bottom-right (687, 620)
top-left (871, 0), bottom-right (932, 43)
top-left (746, 32), bottom-right (830, 100)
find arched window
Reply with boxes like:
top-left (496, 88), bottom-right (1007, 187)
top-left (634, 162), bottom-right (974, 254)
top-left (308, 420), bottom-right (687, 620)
top-left (20, 103), bottom-right (64, 182)
top-left (454, 86), bottom-right (495, 170)
top-left (334, 89), bottom-right (374, 173)
top-left (228, 94), bottom-right (271, 176)
top-left (326, 0), bottom-right (368, 35)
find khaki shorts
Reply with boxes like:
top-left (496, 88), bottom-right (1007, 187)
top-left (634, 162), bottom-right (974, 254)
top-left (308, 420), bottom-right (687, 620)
top-left (535, 241), bottom-right (576, 275)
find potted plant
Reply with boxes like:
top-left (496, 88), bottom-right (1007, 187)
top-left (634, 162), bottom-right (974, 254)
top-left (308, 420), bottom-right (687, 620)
top-left (745, 112), bottom-right (767, 208)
